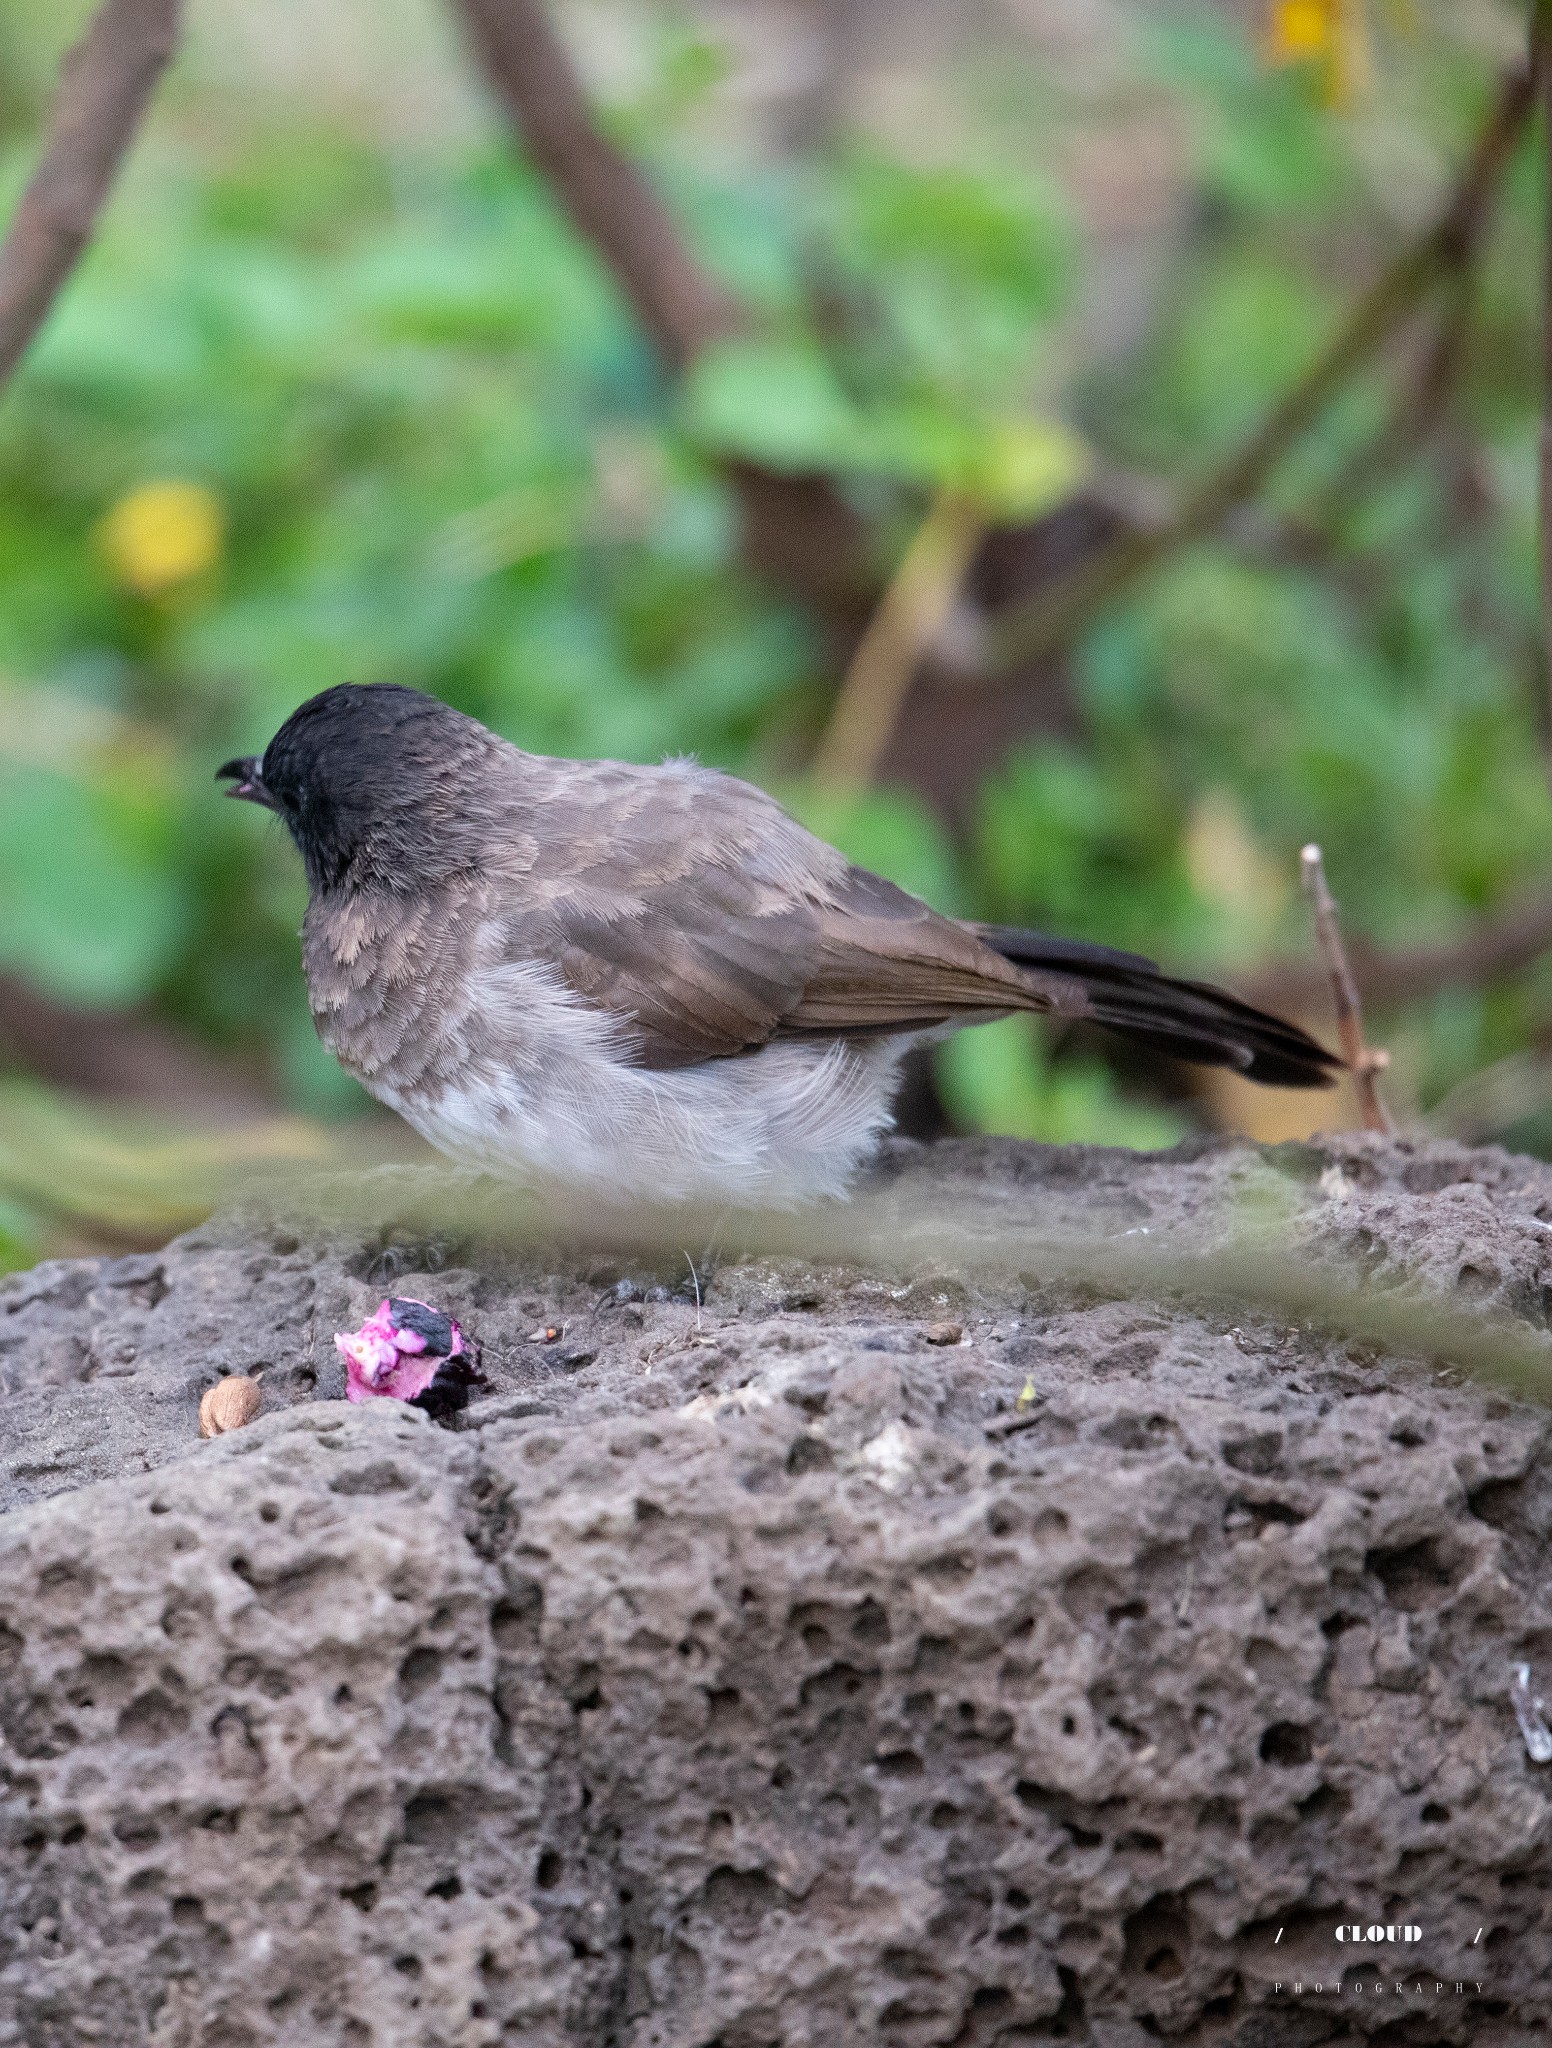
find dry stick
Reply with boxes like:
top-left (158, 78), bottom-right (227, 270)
top-left (988, 62), bottom-right (1536, 674)
top-left (0, 0), bottom-right (182, 393)
top-left (1301, 844), bottom-right (1392, 1135)
top-left (810, 490), bottom-right (985, 796)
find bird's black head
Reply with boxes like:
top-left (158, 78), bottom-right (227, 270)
top-left (217, 683), bottom-right (485, 893)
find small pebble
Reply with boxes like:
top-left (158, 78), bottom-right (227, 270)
top-left (199, 1375), bottom-right (261, 1438)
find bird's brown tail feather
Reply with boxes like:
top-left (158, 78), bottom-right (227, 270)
top-left (976, 926), bottom-right (1342, 1090)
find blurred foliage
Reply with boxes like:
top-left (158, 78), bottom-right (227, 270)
top-left (0, 0), bottom-right (1550, 1266)
top-left (0, 1080), bottom-right (333, 1244)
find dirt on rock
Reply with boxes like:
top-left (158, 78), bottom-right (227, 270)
top-left (1, 1131), bottom-right (1550, 2045)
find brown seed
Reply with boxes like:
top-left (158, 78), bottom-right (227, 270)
top-left (199, 1375), bottom-right (261, 1438)
top-left (924, 1322), bottom-right (963, 1347)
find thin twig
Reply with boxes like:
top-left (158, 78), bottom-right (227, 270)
top-left (0, 0), bottom-right (182, 394)
top-left (810, 489), bottom-right (985, 796)
top-left (987, 62), bottom-right (1535, 673)
top-left (1301, 844), bottom-right (1392, 1134)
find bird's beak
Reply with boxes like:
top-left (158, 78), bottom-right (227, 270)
top-left (216, 756), bottom-right (280, 811)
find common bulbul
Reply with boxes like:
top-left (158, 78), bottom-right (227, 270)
top-left (219, 684), bottom-right (1338, 1208)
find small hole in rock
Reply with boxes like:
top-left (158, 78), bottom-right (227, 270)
top-left (786, 1435), bottom-right (833, 1475)
top-left (1259, 1722), bottom-right (1313, 1767)
top-left (399, 1647), bottom-right (443, 1696)
top-left (1298, 1783), bottom-right (1349, 1822)
top-left (852, 1599), bottom-right (890, 1644)
top-left (876, 1751), bottom-right (923, 1779)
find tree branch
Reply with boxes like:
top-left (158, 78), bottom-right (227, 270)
top-left (0, 0), bottom-right (182, 393)
top-left (987, 60), bottom-right (1535, 673)
top-left (449, 0), bottom-right (741, 370)
top-left (449, 0), bottom-right (870, 612)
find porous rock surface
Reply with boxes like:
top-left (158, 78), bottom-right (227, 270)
top-left (2, 1133), bottom-right (1552, 2046)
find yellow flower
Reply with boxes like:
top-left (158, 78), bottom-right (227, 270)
top-left (99, 481), bottom-right (224, 597)
top-left (1267, 0), bottom-right (1372, 106)
top-left (1270, 0), bottom-right (1334, 60)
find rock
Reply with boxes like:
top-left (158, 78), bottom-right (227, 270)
top-left (1, 1132), bottom-right (1550, 2044)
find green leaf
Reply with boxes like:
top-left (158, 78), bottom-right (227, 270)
top-left (681, 338), bottom-right (866, 472)
top-left (970, 415), bottom-right (1089, 519)
top-left (685, 342), bottom-right (1086, 509)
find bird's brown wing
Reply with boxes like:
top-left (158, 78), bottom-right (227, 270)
top-left (490, 759), bottom-right (1046, 1069)
top-left (784, 866), bottom-right (1045, 1036)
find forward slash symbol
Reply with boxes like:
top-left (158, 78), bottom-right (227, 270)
top-left (1274, 1929), bottom-right (1284, 1944)
top-left (1473, 1929), bottom-right (1483, 1945)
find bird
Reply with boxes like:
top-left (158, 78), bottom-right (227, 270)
top-left (219, 683), bottom-right (1339, 1211)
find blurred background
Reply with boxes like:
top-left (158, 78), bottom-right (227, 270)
top-left (0, 0), bottom-right (1547, 1266)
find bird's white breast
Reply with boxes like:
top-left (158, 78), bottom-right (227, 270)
top-left (351, 956), bottom-right (905, 1210)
